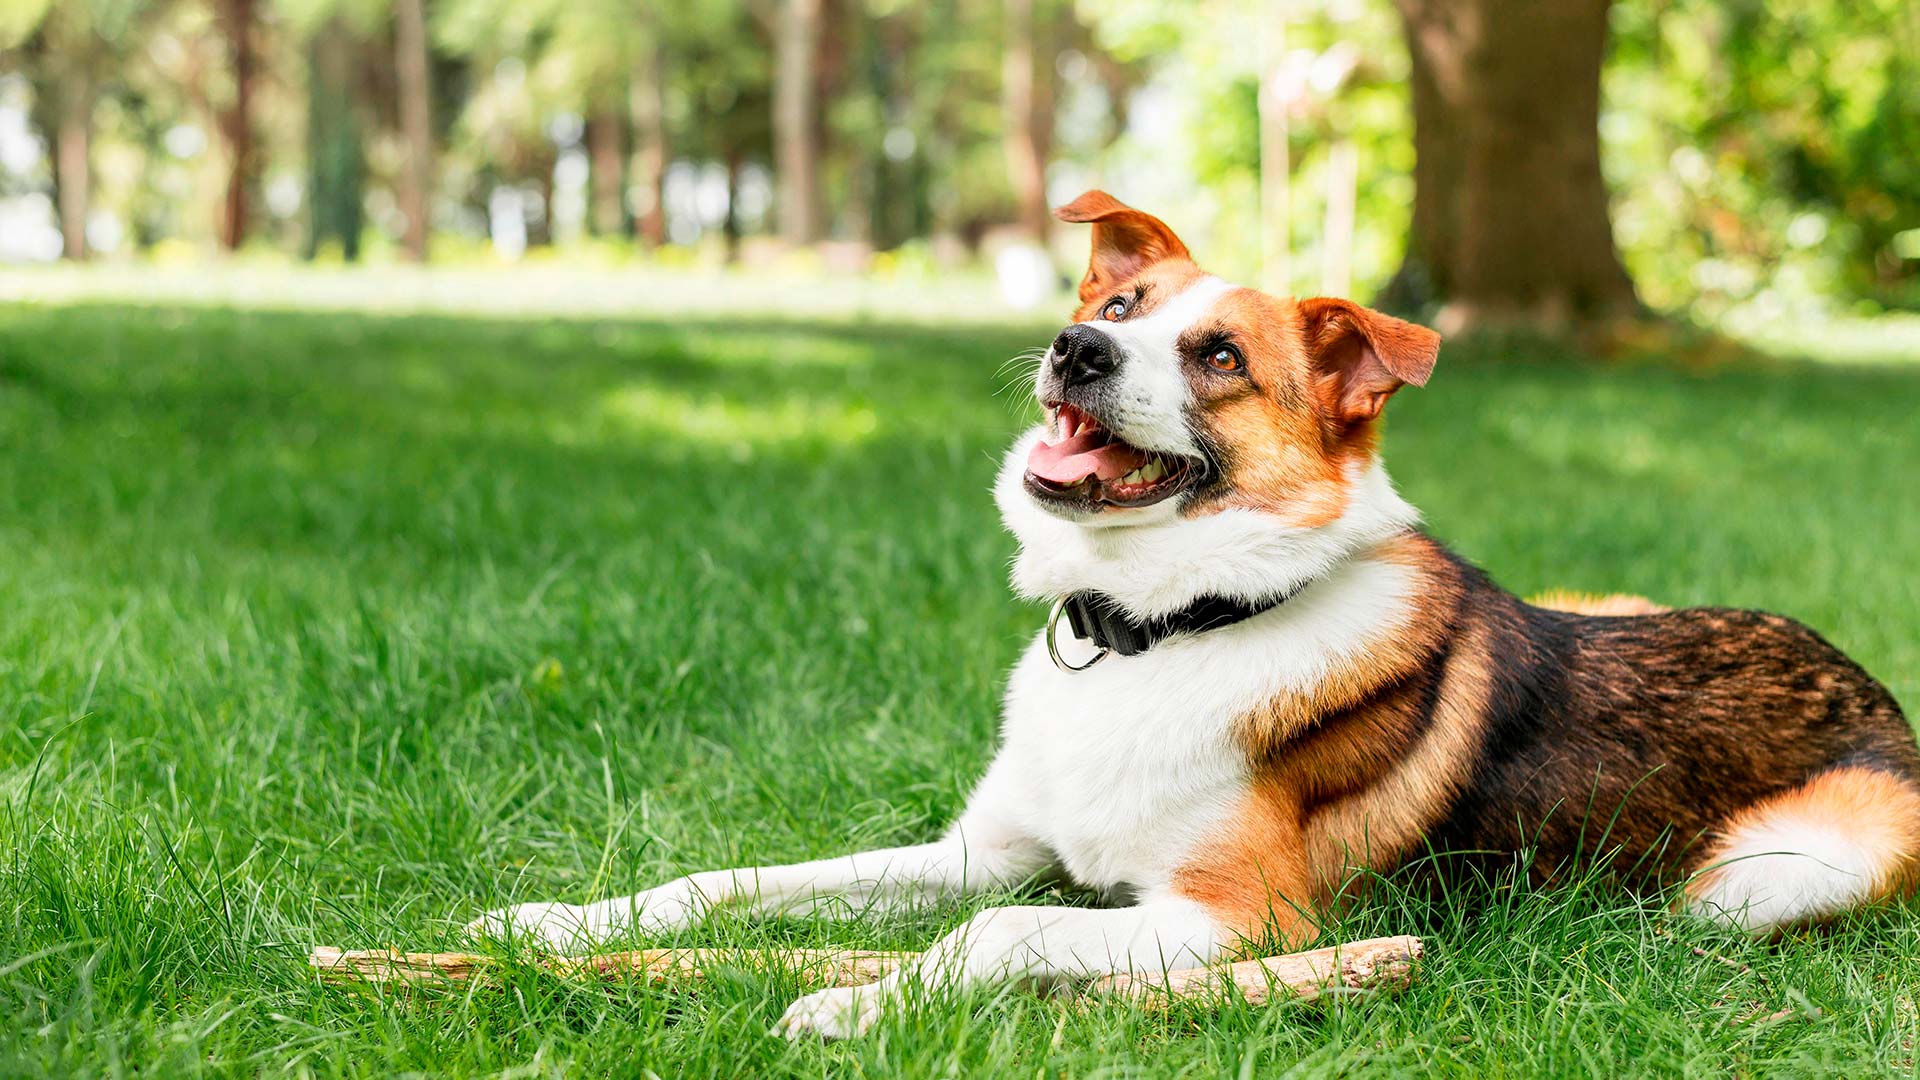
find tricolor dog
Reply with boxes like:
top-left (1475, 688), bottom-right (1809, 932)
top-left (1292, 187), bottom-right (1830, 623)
top-left (474, 192), bottom-right (1920, 1039)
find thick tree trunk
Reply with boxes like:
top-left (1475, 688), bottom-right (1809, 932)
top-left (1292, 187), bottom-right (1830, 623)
top-left (1376, 21), bottom-right (1461, 311)
top-left (393, 0), bottom-right (433, 261)
top-left (1387, 0), bottom-right (1637, 331)
top-left (53, 72), bottom-right (92, 260)
top-left (630, 49), bottom-right (668, 248)
top-left (774, 0), bottom-right (823, 245)
top-left (585, 108), bottom-right (624, 237)
top-left (216, 0), bottom-right (257, 251)
top-left (1001, 0), bottom-right (1050, 243)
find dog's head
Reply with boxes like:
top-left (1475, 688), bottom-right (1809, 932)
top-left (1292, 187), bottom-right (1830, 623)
top-left (1016, 190), bottom-right (1440, 529)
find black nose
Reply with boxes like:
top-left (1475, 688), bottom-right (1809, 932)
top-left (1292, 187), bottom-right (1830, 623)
top-left (1049, 324), bottom-right (1118, 388)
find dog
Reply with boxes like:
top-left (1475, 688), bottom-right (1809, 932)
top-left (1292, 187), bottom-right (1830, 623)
top-left (474, 191), bottom-right (1920, 1039)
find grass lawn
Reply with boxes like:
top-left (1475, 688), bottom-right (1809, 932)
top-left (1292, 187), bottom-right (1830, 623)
top-left (3, 284), bottom-right (1919, 1077)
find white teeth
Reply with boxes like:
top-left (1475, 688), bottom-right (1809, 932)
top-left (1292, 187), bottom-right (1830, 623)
top-left (1116, 460), bottom-right (1165, 487)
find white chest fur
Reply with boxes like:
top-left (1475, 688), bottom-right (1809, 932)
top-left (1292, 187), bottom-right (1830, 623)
top-left (992, 554), bottom-right (1418, 896)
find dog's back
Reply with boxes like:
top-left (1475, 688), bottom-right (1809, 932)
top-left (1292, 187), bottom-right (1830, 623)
top-left (1392, 542), bottom-right (1920, 929)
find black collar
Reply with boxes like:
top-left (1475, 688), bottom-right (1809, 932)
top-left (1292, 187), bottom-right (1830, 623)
top-left (1060, 585), bottom-right (1305, 658)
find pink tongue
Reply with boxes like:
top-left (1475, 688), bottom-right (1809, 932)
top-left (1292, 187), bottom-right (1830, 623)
top-left (1027, 430), bottom-right (1150, 483)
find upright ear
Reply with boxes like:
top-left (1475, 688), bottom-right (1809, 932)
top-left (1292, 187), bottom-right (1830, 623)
top-left (1297, 297), bottom-right (1441, 427)
top-left (1055, 190), bottom-right (1192, 304)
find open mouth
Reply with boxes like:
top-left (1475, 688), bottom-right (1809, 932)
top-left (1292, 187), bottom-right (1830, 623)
top-left (1023, 403), bottom-right (1203, 510)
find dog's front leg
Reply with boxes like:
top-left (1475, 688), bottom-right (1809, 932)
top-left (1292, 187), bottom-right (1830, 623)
top-left (776, 897), bottom-right (1227, 1039)
top-left (469, 806), bottom-right (1052, 950)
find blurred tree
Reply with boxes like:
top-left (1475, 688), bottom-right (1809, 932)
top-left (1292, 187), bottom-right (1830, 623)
top-left (2, 0), bottom-right (1905, 322)
top-left (1385, 0), bottom-right (1638, 329)
top-left (436, 0), bottom-right (689, 249)
top-left (581, 106), bottom-right (619, 236)
top-left (913, 0), bottom-right (1014, 246)
top-left (4, 0), bottom-right (158, 259)
top-left (860, 4), bottom-right (926, 250)
top-left (302, 14), bottom-right (365, 258)
top-left (673, 4), bottom-right (771, 257)
top-left (393, 0), bottom-right (431, 259)
top-left (278, 0), bottom-right (383, 259)
top-left (1000, 0), bottom-right (1050, 243)
top-left (215, 0), bottom-right (257, 250)
top-left (628, 21), bottom-right (667, 247)
top-left (773, 0), bottom-right (821, 244)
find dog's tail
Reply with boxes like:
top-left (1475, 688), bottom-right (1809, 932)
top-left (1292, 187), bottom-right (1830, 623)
top-left (1528, 589), bottom-right (1672, 617)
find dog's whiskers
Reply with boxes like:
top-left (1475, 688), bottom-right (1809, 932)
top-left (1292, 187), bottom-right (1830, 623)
top-left (993, 349), bottom-right (1048, 412)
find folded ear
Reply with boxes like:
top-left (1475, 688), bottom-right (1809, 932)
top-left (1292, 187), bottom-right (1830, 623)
top-left (1055, 190), bottom-right (1192, 304)
top-left (1297, 297), bottom-right (1442, 427)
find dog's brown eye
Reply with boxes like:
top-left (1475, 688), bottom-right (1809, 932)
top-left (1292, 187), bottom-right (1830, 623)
top-left (1101, 298), bottom-right (1127, 321)
top-left (1208, 346), bottom-right (1243, 372)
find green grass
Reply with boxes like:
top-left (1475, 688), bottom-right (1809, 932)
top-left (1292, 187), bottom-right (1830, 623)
top-left (2, 291), bottom-right (1919, 1077)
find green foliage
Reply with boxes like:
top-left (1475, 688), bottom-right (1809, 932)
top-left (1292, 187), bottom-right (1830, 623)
top-left (2, 286), bottom-right (1919, 1074)
top-left (1079, 0), bottom-right (1920, 312)
top-left (0, 0), bottom-right (148, 51)
top-left (0, 0), bottom-right (56, 48)
top-left (1079, 1), bottom-right (1414, 295)
top-left (1606, 0), bottom-right (1920, 318)
top-left (271, 0), bottom-right (386, 37)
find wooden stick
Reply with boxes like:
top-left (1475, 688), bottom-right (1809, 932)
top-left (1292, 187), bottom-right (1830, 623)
top-left (1087, 935), bottom-right (1422, 1007)
top-left (310, 934), bottom-right (1422, 1005)
top-left (309, 946), bottom-right (913, 987)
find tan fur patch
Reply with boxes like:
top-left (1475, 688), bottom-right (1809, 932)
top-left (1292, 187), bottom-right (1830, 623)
top-left (1169, 774), bottom-right (1318, 948)
top-left (1301, 611), bottom-right (1492, 893)
top-left (1228, 534), bottom-right (1448, 760)
top-left (1175, 534), bottom-right (1482, 940)
top-left (1530, 590), bottom-right (1672, 617)
top-left (1179, 289), bottom-right (1369, 526)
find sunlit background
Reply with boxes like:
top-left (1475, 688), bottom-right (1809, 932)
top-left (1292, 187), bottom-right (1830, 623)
top-left (2, 0), bottom-right (1917, 344)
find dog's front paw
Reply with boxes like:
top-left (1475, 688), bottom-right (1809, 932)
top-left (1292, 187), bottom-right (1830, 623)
top-left (775, 985), bottom-right (883, 1041)
top-left (465, 901), bottom-right (603, 951)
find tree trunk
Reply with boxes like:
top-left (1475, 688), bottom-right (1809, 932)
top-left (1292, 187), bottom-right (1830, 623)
top-left (722, 149), bottom-right (744, 263)
top-left (1387, 0), bottom-right (1637, 331)
top-left (52, 71), bottom-right (92, 260)
top-left (216, 0), bottom-right (256, 251)
top-left (393, 0), bottom-right (433, 261)
top-left (774, 0), bottom-right (823, 245)
top-left (1376, 18), bottom-right (1461, 312)
top-left (585, 108), bottom-right (624, 237)
top-left (531, 161), bottom-right (554, 247)
top-left (1001, 0), bottom-right (1049, 243)
top-left (630, 48), bottom-right (668, 248)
